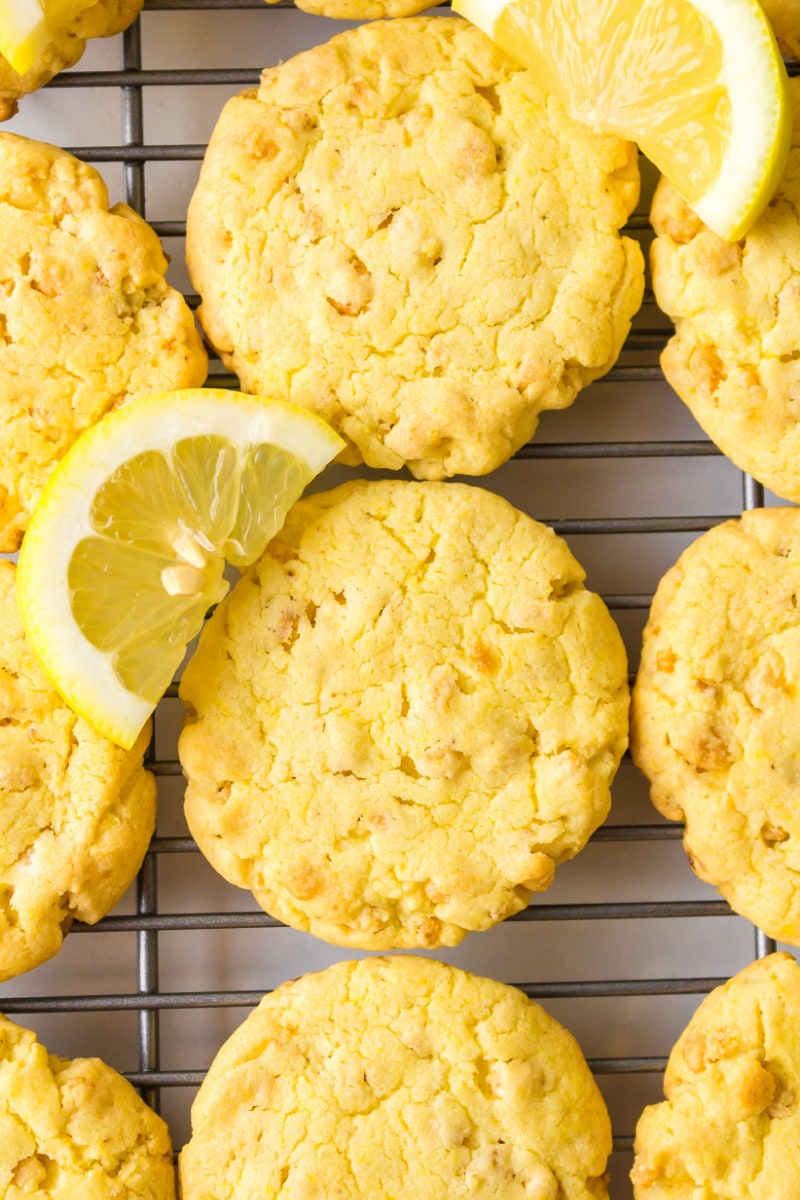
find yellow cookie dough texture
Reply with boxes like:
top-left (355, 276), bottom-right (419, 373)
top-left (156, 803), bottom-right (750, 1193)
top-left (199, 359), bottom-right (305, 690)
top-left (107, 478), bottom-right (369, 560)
top-left (179, 479), bottom-right (629, 950)
top-left (0, 561), bottom-right (156, 982)
top-left (650, 77), bottom-right (800, 503)
top-left (0, 1013), bottom-right (175, 1198)
top-left (761, 0), bottom-right (800, 57)
top-left (0, 132), bottom-right (208, 551)
top-left (632, 953), bottom-right (800, 1199)
top-left (186, 16), bottom-right (644, 480)
top-left (631, 507), bottom-right (800, 943)
top-left (0, 0), bottom-right (142, 120)
top-left (180, 955), bottom-right (612, 1200)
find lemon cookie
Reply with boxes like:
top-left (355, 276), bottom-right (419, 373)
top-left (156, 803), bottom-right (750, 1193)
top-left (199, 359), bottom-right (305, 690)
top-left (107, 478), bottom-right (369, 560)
top-left (762, 0), bottom-right (800, 57)
top-left (632, 953), bottom-right (800, 1199)
top-left (650, 78), bottom-right (800, 502)
top-left (266, 0), bottom-right (431, 18)
top-left (0, 560), bottom-right (156, 982)
top-left (179, 479), bottom-right (629, 950)
top-left (0, 1012), bottom-right (175, 1197)
top-left (180, 955), bottom-right (612, 1200)
top-left (0, 0), bottom-right (142, 121)
top-left (186, 16), bottom-right (644, 480)
top-left (632, 507), bottom-right (800, 943)
top-left (0, 132), bottom-right (207, 551)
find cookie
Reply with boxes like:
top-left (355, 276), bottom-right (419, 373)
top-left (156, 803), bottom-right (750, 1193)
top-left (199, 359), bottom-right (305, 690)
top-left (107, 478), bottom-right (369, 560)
top-left (632, 952), bottom-right (800, 1199)
top-left (762, 0), bottom-right (800, 58)
top-left (0, 0), bottom-right (142, 121)
top-left (0, 1012), bottom-right (175, 1197)
top-left (631, 507), bottom-right (800, 944)
top-left (180, 955), bottom-right (612, 1200)
top-left (0, 132), bottom-right (207, 551)
top-left (186, 16), bottom-right (644, 480)
top-left (0, 560), bottom-right (156, 982)
top-left (266, 0), bottom-right (431, 18)
top-left (179, 479), bottom-right (629, 950)
top-left (650, 78), bottom-right (800, 503)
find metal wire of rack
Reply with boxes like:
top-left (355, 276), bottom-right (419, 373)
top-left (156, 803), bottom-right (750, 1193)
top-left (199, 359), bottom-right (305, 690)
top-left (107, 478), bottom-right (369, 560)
top-left (3, 12), bottom-right (798, 1198)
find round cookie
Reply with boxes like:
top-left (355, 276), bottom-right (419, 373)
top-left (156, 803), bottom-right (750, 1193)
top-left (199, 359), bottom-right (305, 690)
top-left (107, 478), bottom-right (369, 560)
top-left (186, 16), bottom-right (644, 480)
top-left (631, 506), bottom-right (800, 944)
top-left (179, 479), bottom-right (629, 950)
top-left (650, 77), bottom-right (800, 503)
top-left (0, 132), bottom-right (208, 552)
top-left (0, 560), bottom-right (156, 982)
top-left (762, 0), bottom-right (800, 58)
top-left (632, 953), bottom-right (800, 1199)
top-left (179, 955), bottom-right (612, 1200)
top-left (0, 1013), bottom-right (175, 1198)
top-left (0, 0), bottom-right (142, 121)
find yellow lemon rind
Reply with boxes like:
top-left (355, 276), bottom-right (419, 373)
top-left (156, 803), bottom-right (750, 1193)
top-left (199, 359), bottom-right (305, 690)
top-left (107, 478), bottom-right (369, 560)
top-left (689, 0), bottom-right (790, 240)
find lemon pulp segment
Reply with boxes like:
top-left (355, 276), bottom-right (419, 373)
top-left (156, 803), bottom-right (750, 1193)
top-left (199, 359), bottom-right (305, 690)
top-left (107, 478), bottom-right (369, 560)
top-left (455, 0), bottom-right (791, 240)
top-left (68, 437), bottom-right (313, 705)
top-left (16, 389), bottom-right (345, 748)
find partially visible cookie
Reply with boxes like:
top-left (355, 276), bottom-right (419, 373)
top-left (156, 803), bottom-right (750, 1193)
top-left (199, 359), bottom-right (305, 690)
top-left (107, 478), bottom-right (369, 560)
top-left (187, 16), bottom-right (644, 480)
top-left (0, 560), bottom-right (156, 982)
top-left (0, 132), bottom-right (207, 551)
top-left (266, 0), bottom-right (431, 17)
top-left (180, 955), bottom-right (612, 1200)
top-left (632, 953), bottom-right (800, 1199)
top-left (762, 0), bottom-right (800, 58)
top-left (0, 0), bottom-right (142, 120)
top-left (650, 77), bottom-right (800, 502)
top-left (631, 507), bottom-right (800, 944)
top-left (0, 1012), bottom-right (175, 1197)
top-left (179, 479), bottom-right (629, 950)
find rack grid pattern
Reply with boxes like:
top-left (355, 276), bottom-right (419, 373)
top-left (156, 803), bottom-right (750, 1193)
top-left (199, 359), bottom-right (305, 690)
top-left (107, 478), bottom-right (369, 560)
top-left (3, 13), bottom-right (798, 1196)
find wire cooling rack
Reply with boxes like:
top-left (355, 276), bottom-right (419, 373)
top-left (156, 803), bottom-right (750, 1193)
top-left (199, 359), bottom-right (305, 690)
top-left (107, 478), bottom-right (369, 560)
top-left (3, 11), bottom-right (798, 1197)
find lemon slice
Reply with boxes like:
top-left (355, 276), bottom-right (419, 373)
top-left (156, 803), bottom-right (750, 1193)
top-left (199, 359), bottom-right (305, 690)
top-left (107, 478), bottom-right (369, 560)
top-left (453, 0), bottom-right (792, 241)
top-left (0, 0), bottom-right (94, 74)
top-left (0, 0), bottom-right (48, 75)
top-left (16, 389), bottom-right (344, 750)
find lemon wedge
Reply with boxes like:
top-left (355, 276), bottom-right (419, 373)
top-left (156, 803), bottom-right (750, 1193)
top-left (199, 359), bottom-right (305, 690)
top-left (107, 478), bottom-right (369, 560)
top-left (0, 0), bottom-right (94, 74)
top-left (453, 0), bottom-right (792, 241)
top-left (16, 389), bottom-right (345, 750)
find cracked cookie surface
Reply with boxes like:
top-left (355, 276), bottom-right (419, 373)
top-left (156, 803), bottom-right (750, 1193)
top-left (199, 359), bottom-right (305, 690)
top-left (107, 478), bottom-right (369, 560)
top-left (0, 0), bottom-right (142, 120)
top-left (0, 132), bottom-right (207, 551)
top-left (179, 955), bottom-right (611, 1200)
top-left (0, 561), bottom-right (156, 982)
top-left (631, 507), bottom-right (800, 943)
top-left (0, 1012), bottom-right (174, 1198)
top-left (650, 77), bottom-right (800, 502)
top-left (632, 953), bottom-right (800, 1199)
top-left (186, 16), bottom-right (643, 480)
top-left (179, 479), bottom-right (629, 949)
